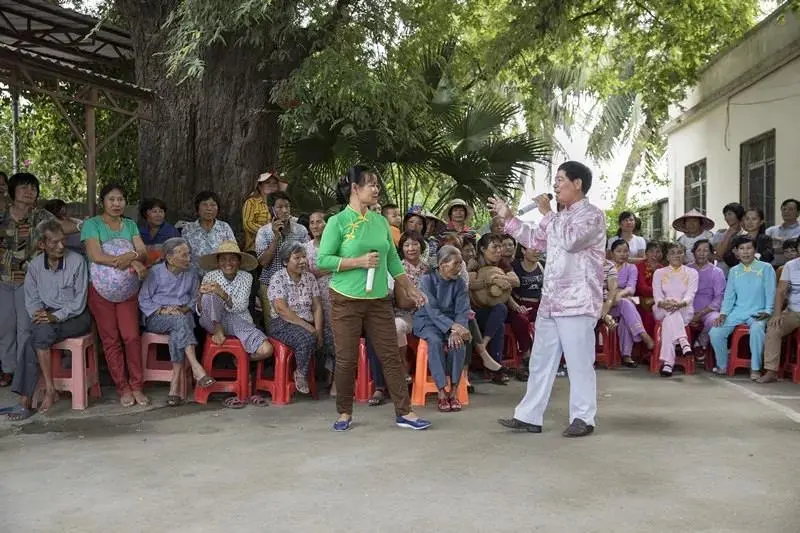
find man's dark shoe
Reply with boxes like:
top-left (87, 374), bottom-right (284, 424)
top-left (562, 418), bottom-right (594, 438)
top-left (498, 418), bottom-right (542, 433)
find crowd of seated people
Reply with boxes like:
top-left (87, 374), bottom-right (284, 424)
top-left (2, 166), bottom-right (800, 423)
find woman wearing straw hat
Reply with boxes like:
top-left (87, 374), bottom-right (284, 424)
top-left (441, 199), bottom-right (478, 237)
top-left (673, 209), bottom-right (714, 264)
top-left (197, 240), bottom-right (274, 362)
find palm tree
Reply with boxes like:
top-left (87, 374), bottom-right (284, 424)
top-left (280, 41), bottom-right (551, 215)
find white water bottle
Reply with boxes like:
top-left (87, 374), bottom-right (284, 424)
top-left (365, 249), bottom-right (377, 292)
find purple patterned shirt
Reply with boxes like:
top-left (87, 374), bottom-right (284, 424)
top-left (505, 199), bottom-right (606, 318)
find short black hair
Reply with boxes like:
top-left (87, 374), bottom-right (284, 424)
top-left (43, 199), bottom-right (67, 216)
top-left (99, 182), bottom-right (125, 201)
top-left (0, 171), bottom-right (7, 183)
top-left (722, 202), bottom-right (745, 221)
top-left (557, 161), bottom-right (592, 194)
top-left (781, 198), bottom-right (800, 211)
top-left (398, 230), bottom-right (427, 258)
top-left (645, 241), bottom-right (662, 253)
top-left (732, 235), bottom-right (754, 249)
top-left (692, 238), bottom-right (714, 254)
top-left (783, 238), bottom-right (797, 251)
top-left (194, 191), bottom-right (221, 213)
top-left (381, 203), bottom-right (399, 216)
top-left (610, 239), bottom-right (629, 253)
top-left (267, 190), bottom-right (291, 208)
top-left (295, 213), bottom-right (310, 231)
top-left (139, 197), bottom-right (168, 220)
top-left (8, 172), bottom-right (40, 200)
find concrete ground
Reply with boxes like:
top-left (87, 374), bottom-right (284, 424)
top-left (1, 368), bottom-right (799, 533)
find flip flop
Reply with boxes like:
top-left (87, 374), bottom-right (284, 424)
top-left (223, 396), bottom-right (246, 409)
top-left (248, 395), bottom-right (269, 407)
top-left (7, 407), bottom-right (33, 421)
top-left (197, 375), bottom-right (216, 388)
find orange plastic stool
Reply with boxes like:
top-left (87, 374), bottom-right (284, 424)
top-left (254, 338), bottom-right (318, 405)
top-left (594, 322), bottom-right (620, 368)
top-left (726, 324), bottom-right (752, 376)
top-left (355, 338), bottom-right (374, 403)
top-left (649, 323), bottom-right (696, 375)
top-left (33, 334), bottom-right (100, 410)
top-left (502, 324), bottom-right (522, 369)
top-left (410, 339), bottom-right (469, 407)
top-left (194, 336), bottom-right (250, 404)
top-left (141, 332), bottom-right (193, 399)
top-left (782, 330), bottom-right (800, 383)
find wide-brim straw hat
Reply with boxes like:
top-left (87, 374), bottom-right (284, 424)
top-left (441, 199), bottom-right (475, 223)
top-left (672, 209), bottom-right (715, 233)
top-left (199, 240), bottom-right (258, 272)
top-left (470, 265), bottom-right (511, 307)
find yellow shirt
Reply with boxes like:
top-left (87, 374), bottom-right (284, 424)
top-left (242, 195), bottom-right (270, 251)
top-left (390, 225), bottom-right (401, 246)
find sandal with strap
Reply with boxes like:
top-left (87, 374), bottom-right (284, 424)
top-left (660, 364), bottom-right (673, 377)
top-left (449, 397), bottom-right (462, 412)
top-left (621, 357), bottom-right (638, 368)
top-left (248, 395), bottom-right (269, 407)
top-left (223, 396), bottom-right (246, 409)
top-left (368, 390), bottom-right (386, 407)
top-left (197, 375), bottom-right (216, 388)
top-left (166, 395), bottom-right (184, 407)
top-left (437, 397), bottom-right (451, 412)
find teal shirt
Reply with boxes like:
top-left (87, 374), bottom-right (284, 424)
top-left (721, 260), bottom-right (776, 318)
top-left (317, 206), bottom-right (405, 299)
top-left (81, 216), bottom-right (140, 245)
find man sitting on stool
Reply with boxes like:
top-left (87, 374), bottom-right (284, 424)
top-left (8, 220), bottom-right (91, 420)
top-left (759, 252), bottom-right (800, 383)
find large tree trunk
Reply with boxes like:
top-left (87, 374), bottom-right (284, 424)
top-left (118, 0), bottom-right (282, 232)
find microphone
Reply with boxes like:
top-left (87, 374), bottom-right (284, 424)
top-left (365, 249), bottom-right (377, 292)
top-left (517, 194), bottom-right (554, 216)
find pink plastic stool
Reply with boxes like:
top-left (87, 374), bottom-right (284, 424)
top-left (141, 332), bottom-right (193, 400)
top-left (33, 334), bottom-right (101, 410)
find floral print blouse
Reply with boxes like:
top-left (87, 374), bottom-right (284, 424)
top-left (267, 268), bottom-right (320, 322)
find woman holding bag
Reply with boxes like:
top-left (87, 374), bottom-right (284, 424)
top-left (82, 184), bottom-right (149, 407)
top-left (317, 165), bottom-right (431, 432)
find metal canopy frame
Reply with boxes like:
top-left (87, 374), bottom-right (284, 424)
top-left (0, 0), bottom-right (152, 214)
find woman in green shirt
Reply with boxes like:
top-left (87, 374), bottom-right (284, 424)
top-left (318, 166), bottom-right (431, 432)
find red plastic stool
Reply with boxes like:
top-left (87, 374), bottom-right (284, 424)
top-left (355, 338), bottom-right (374, 403)
top-left (726, 324), bottom-right (752, 376)
top-left (595, 322), bottom-right (619, 368)
top-left (781, 330), bottom-right (800, 383)
top-left (141, 332), bottom-right (193, 399)
top-left (254, 338), bottom-right (318, 405)
top-left (649, 323), bottom-right (696, 375)
top-left (502, 324), bottom-right (522, 369)
top-left (194, 336), bottom-right (250, 404)
top-left (410, 339), bottom-right (469, 407)
top-left (33, 334), bottom-right (100, 410)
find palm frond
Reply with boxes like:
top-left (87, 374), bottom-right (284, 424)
top-left (585, 91), bottom-right (636, 161)
top-left (445, 96), bottom-right (519, 154)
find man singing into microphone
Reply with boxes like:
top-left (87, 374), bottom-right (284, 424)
top-left (489, 161), bottom-right (606, 437)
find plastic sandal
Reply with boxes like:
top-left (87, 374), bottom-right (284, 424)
top-left (223, 396), bottom-right (246, 409)
top-left (437, 397), bottom-right (451, 412)
top-left (248, 395), bottom-right (269, 407)
top-left (449, 398), bottom-right (462, 412)
top-left (197, 375), bottom-right (216, 388)
top-left (368, 390), bottom-right (386, 407)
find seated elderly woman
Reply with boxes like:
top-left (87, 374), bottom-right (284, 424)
top-left (267, 242), bottom-right (334, 394)
top-left (414, 246), bottom-right (471, 412)
top-left (196, 241), bottom-right (274, 361)
top-left (138, 238), bottom-right (214, 405)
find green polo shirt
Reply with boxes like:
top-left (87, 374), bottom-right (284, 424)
top-left (317, 206), bottom-right (405, 299)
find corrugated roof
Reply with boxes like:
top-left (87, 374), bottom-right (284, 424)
top-left (0, 0), bottom-right (132, 68)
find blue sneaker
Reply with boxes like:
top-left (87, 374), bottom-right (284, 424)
top-left (396, 416), bottom-right (432, 430)
top-left (332, 418), bottom-right (352, 432)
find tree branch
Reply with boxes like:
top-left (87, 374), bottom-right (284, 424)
top-left (296, 0), bottom-right (357, 59)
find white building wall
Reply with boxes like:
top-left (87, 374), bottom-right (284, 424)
top-left (666, 55), bottom-right (800, 232)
